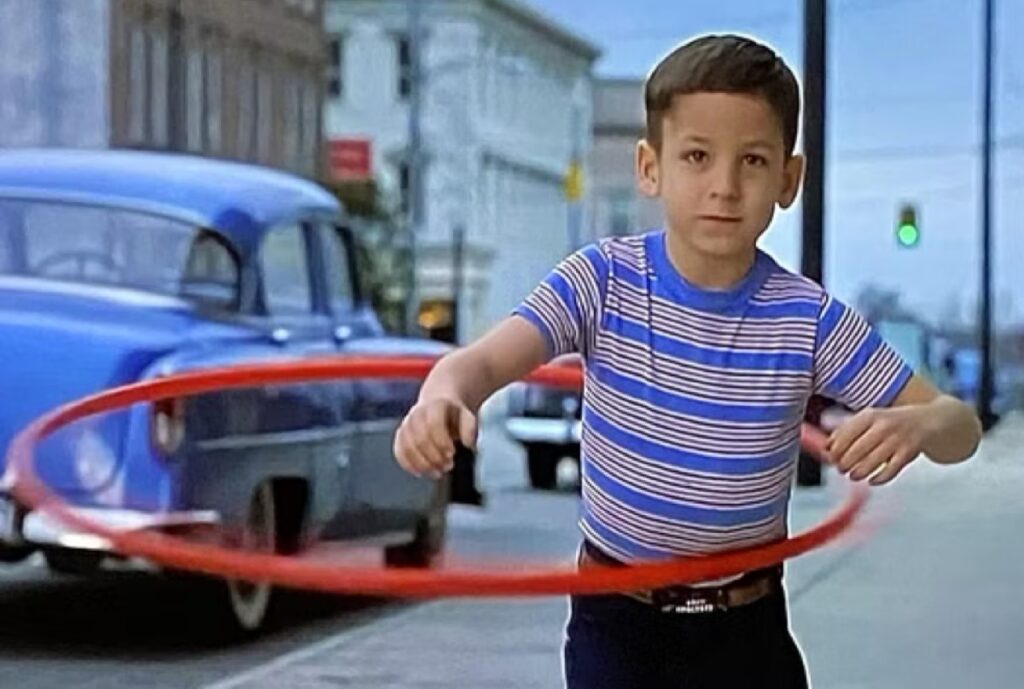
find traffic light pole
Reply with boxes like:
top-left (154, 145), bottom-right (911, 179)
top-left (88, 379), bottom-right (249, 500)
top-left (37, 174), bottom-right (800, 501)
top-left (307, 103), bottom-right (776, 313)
top-left (798, 0), bottom-right (827, 486)
top-left (978, 0), bottom-right (998, 431)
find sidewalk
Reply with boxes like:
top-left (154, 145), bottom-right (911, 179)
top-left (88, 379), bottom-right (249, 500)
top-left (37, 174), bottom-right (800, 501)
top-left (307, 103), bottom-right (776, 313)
top-left (205, 414), bottom-right (1024, 689)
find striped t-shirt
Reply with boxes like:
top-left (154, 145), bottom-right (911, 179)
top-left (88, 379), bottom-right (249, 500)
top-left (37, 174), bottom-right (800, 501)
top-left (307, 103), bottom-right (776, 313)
top-left (513, 231), bottom-right (912, 563)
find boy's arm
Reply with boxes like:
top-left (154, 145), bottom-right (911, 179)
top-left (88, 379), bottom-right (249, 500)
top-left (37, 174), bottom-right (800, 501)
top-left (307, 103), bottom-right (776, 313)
top-left (813, 293), bottom-right (982, 485)
top-left (418, 316), bottom-right (549, 413)
top-left (395, 242), bottom-right (607, 478)
top-left (826, 374), bottom-right (982, 485)
top-left (394, 316), bottom-right (549, 478)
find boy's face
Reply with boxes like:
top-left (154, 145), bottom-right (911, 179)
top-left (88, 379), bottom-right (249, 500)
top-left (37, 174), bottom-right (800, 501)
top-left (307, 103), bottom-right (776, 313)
top-left (636, 92), bottom-right (803, 261)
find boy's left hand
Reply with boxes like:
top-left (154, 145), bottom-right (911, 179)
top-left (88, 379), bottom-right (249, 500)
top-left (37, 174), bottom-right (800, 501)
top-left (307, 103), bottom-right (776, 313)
top-left (825, 405), bottom-right (935, 486)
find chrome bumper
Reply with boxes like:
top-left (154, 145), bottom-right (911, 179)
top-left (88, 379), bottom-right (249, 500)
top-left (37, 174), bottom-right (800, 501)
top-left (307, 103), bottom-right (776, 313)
top-left (505, 417), bottom-right (581, 445)
top-left (4, 501), bottom-right (220, 552)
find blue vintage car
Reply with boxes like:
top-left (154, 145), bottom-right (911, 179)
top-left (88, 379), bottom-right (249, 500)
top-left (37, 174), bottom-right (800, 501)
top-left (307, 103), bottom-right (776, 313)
top-left (0, 149), bottom-right (450, 631)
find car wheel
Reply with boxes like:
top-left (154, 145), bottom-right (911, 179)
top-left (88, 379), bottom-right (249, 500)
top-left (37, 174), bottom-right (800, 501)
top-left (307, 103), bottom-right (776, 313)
top-left (526, 444), bottom-right (559, 490)
top-left (44, 549), bottom-right (104, 575)
top-left (384, 476), bottom-right (449, 568)
top-left (225, 482), bottom-right (276, 632)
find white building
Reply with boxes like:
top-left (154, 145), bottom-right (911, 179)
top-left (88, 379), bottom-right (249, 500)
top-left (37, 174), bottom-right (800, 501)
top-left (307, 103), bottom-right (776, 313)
top-left (325, 0), bottom-right (599, 341)
top-left (589, 78), bottom-right (663, 238)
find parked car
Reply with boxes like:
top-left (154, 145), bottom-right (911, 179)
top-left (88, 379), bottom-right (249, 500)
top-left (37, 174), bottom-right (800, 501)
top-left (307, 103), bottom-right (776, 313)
top-left (0, 149), bottom-right (452, 631)
top-left (504, 354), bottom-right (582, 489)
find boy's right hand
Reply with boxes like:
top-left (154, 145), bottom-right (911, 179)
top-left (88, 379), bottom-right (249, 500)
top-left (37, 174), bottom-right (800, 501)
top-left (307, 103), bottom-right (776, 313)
top-left (394, 398), bottom-right (479, 478)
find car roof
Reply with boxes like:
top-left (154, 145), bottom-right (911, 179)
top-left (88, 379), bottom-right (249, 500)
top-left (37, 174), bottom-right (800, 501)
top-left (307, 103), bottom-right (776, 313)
top-left (0, 149), bottom-right (343, 254)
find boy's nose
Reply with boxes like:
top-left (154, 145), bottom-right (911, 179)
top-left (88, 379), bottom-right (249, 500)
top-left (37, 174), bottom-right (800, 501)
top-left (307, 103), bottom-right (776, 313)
top-left (709, 163), bottom-right (742, 200)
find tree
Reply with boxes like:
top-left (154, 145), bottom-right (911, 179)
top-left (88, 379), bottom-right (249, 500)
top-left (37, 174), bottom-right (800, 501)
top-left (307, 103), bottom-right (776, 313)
top-left (325, 179), bottom-right (412, 335)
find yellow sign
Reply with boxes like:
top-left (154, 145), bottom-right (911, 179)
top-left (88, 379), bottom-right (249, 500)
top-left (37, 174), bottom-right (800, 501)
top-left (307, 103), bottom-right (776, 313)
top-left (563, 162), bottom-right (583, 201)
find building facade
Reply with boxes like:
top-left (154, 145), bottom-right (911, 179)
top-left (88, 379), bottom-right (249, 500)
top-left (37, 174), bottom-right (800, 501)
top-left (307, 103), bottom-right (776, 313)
top-left (325, 0), bottom-right (599, 342)
top-left (589, 78), bottom-right (663, 239)
top-left (0, 0), bottom-right (326, 178)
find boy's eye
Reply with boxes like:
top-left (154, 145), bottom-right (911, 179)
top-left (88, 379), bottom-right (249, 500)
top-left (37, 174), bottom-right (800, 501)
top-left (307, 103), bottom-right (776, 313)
top-left (682, 150), bottom-right (708, 164)
top-left (743, 154), bottom-right (769, 167)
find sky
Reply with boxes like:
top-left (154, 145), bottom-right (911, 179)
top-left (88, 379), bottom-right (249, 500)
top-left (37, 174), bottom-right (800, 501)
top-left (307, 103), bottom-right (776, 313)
top-left (534, 0), bottom-right (1024, 329)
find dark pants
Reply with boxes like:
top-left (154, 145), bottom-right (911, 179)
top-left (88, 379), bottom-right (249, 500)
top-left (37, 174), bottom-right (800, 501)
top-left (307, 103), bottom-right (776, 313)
top-left (563, 589), bottom-right (809, 688)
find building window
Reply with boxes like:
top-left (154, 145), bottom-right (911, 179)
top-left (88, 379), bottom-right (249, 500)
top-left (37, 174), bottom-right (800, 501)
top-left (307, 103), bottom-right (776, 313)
top-left (396, 34), bottom-right (411, 99)
top-left (204, 41), bottom-right (223, 154)
top-left (148, 28), bottom-right (169, 147)
top-left (128, 24), bottom-right (148, 143)
top-left (237, 47), bottom-right (257, 160)
top-left (327, 35), bottom-right (343, 98)
top-left (186, 45), bottom-right (204, 152)
top-left (256, 61), bottom-right (274, 163)
top-left (284, 68), bottom-right (302, 172)
top-left (300, 74), bottom-right (319, 177)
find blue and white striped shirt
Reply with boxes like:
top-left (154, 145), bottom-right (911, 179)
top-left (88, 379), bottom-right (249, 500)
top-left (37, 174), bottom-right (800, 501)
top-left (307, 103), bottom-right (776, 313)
top-left (514, 231), bottom-right (912, 562)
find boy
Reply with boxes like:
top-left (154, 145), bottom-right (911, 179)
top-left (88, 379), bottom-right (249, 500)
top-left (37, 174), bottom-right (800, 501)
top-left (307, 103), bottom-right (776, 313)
top-left (394, 34), bottom-right (981, 688)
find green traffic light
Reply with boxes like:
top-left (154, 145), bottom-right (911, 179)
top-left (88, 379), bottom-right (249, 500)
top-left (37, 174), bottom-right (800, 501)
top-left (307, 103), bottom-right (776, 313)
top-left (897, 222), bottom-right (920, 247)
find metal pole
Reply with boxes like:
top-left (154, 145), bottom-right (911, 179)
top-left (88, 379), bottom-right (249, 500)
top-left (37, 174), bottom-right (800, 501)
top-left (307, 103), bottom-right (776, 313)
top-left (798, 0), bottom-right (826, 487)
top-left (978, 0), bottom-right (997, 430)
top-left (406, 0), bottom-right (425, 334)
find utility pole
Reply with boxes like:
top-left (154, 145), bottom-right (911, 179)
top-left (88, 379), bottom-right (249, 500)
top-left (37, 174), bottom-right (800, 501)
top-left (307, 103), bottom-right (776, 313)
top-left (406, 0), bottom-right (425, 334)
top-left (798, 0), bottom-right (826, 487)
top-left (978, 0), bottom-right (998, 431)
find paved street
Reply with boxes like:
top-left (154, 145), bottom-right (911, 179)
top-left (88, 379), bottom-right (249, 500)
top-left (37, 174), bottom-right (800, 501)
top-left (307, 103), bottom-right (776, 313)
top-left (2, 417), bottom-right (1023, 688)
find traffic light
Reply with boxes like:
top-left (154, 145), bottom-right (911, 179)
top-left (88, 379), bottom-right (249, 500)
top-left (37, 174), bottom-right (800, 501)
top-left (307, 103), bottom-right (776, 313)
top-left (896, 204), bottom-right (920, 248)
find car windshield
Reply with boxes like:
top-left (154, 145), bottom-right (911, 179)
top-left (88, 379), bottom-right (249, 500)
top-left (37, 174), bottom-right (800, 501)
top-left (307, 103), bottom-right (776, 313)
top-left (0, 198), bottom-right (203, 297)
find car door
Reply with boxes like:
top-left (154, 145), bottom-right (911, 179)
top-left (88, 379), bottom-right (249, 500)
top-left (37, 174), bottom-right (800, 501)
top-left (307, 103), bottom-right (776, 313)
top-left (181, 221), bottom-right (339, 526)
top-left (315, 221), bottom-right (428, 523)
top-left (257, 220), bottom-right (354, 533)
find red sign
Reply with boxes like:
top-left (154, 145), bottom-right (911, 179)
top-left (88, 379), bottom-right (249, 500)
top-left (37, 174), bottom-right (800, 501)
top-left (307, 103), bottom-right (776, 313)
top-left (328, 138), bottom-right (372, 180)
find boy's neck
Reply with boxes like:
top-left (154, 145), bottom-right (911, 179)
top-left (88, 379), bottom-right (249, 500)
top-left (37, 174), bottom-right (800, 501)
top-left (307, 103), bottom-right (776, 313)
top-left (664, 232), bottom-right (757, 290)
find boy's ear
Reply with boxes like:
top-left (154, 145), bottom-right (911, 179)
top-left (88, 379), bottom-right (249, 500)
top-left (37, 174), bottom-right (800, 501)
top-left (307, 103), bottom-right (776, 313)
top-left (778, 153), bottom-right (805, 209)
top-left (635, 139), bottom-right (660, 197)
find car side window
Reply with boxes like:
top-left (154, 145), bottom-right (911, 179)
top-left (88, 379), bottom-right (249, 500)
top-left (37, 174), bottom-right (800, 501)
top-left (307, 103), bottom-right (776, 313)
top-left (261, 223), bottom-right (313, 315)
top-left (181, 232), bottom-right (239, 310)
top-left (318, 223), bottom-right (355, 313)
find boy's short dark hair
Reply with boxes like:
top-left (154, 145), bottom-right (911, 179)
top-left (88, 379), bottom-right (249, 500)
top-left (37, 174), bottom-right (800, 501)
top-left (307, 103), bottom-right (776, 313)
top-left (644, 34), bottom-right (800, 156)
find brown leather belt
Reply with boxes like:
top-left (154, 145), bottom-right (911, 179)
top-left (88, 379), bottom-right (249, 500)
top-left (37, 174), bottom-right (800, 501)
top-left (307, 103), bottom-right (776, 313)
top-left (578, 541), bottom-right (782, 614)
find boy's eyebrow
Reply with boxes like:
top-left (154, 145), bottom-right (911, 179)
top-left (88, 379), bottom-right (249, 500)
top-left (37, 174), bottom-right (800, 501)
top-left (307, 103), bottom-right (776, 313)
top-left (743, 139), bottom-right (778, 150)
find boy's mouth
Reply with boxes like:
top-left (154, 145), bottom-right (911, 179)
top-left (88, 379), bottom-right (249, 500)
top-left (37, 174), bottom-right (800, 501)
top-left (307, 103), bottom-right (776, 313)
top-left (697, 214), bottom-right (743, 224)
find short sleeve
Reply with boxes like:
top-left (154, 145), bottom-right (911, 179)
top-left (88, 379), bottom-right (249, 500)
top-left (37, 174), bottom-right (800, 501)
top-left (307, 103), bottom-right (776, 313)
top-left (813, 293), bottom-right (913, 409)
top-left (512, 243), bottom-right (609, 359)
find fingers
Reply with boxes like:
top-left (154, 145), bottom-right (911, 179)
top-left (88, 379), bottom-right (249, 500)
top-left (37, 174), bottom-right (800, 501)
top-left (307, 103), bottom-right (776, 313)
top-left (394, 400), bottom-right (477, 478)
top-left (827, 410), bottom-right (875, 462)
top-left (846, 435), bottom-right (901, 482)
top-left (457, 406), bottom-right (479, 451)
top-left (868, 448), bottom-right (917, 486)
top-left (832, 422), bottom-right (888, 474)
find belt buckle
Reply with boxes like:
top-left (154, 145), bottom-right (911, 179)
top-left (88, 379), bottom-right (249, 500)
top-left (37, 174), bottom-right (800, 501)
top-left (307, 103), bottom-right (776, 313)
top-left (654, 587), bottom-right (725, 615)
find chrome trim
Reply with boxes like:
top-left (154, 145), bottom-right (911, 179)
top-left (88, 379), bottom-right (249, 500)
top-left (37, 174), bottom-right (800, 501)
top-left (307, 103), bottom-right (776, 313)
top-left (505, 417), bottom-right (581, 444)
top-left (22, 508), bottom-right (221, 551)
top-left (196, 425), bottom-right (355, 452)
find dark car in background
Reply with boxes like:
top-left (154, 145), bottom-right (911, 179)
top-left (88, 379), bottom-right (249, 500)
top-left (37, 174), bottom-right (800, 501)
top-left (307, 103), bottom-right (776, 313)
top-left (0, 150), bottom-right (451, 631)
